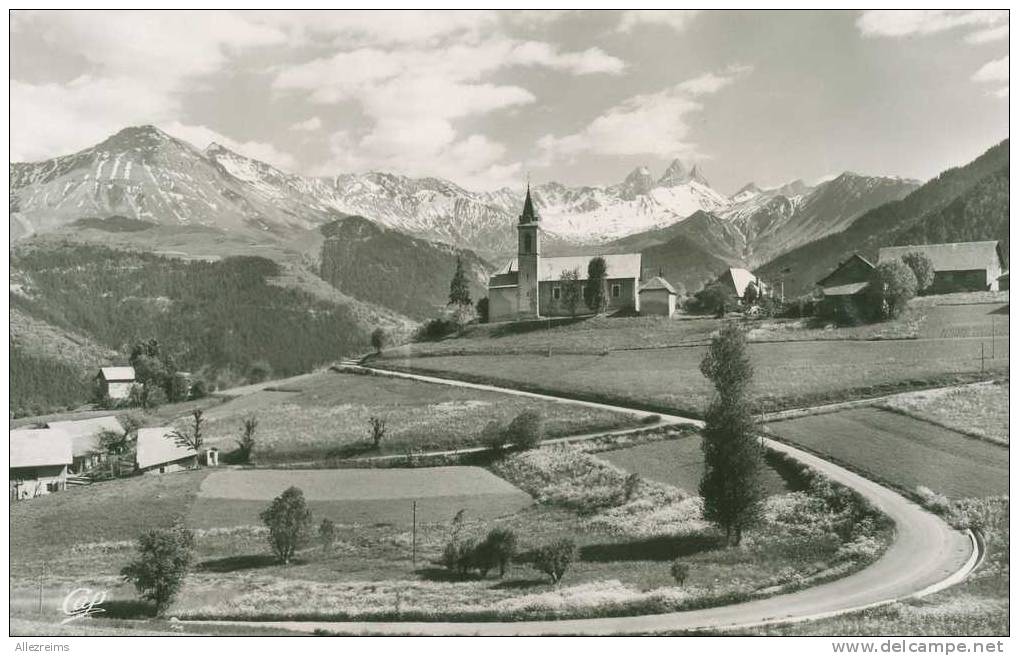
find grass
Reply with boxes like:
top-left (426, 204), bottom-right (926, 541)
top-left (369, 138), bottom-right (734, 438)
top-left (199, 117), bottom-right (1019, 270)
top-left (879, 380), bottom-right (1009, 444)
top-left (196, 371), bottom-right (642, 463)
top-left (765, 407), bottom-right (1008, 499)
top-left (374, 336), bottom-right (1007, 418)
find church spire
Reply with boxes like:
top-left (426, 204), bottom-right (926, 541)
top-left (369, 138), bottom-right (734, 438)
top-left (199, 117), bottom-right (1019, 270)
top-left (519, 180), bottom-right (539, 223)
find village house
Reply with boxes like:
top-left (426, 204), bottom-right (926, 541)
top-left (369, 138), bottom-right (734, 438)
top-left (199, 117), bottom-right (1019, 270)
top-left (878, 241), bottom-right (1006, 293)
top-left (95, 366), bottom-right (137, 401)
top-left (487, 186), bottom-right (642, 322)
top-left (10, 428), bottom-right (73, 500)
top-left (136, 427), bottom-right (197, 474)
top-left (638, 276), bottom-right (679, 317)
top-left (717, 267), bottom-right (768, 304)
top-left (816, 253), bottom-right (878, 322)
top-left (47, 416), bottom-right (124, 474)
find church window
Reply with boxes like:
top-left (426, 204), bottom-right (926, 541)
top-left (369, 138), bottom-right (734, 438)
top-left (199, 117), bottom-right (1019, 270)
top-left (523, 233), bottom-right (532, 254)
top-left (611, 284), bottom-right (621, 298)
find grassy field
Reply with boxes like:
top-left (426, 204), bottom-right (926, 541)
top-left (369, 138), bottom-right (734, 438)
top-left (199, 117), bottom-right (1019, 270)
top-left (597, 435), bottom-right (791, 496)
top-left (191, 467), bottom-right (533, 527)
top-left (375, 336), bottom-right (1007, 417)
top-left (196, 370), bottom-right (641, 462)
top-left (879, 380), bottom-right (1009, 444)
top-left (765, 408), bottom-right (1008, 498)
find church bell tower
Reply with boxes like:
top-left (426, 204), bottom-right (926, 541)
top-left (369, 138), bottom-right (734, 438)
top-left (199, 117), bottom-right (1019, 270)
top-left (517, 183), bottom-right (541, 318)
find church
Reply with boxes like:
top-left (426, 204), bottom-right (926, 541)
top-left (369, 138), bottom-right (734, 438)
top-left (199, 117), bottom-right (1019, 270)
top-left (487, 186), bottom-right (643, 322)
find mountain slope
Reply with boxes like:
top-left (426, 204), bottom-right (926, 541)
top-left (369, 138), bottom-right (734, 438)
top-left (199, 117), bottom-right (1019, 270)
top-left (756, 140), bottom-right (1009, 297)
top-left (317, 216), bottom-right (489, 320)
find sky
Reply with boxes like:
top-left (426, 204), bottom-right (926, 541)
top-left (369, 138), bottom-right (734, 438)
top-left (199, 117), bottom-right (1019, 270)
top-left (9, 9), bottom-right (1010, 194)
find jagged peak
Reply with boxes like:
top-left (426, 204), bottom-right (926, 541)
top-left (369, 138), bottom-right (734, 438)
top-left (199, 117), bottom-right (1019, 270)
top-left (658, 158), bottom-right (689, 186)
top-left (688, 164), bottom-right (710, 187)
top-left (96, 124), bottom-right (175, 151)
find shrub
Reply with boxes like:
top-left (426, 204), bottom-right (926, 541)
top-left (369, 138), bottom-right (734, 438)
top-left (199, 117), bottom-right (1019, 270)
top-left (318, 519), bottom-right (337, 554)
top-left (670, 560), bottom-right (690, 586)
top-left (585, 257), bottom-right (608, 313)
top-left (480, 420), bottom-right (506, 453)
top-left (368, 416), bottom-right (386, 448)
top-left (641, 414), bottom-right (661, 425)
top-left (260, 486), bottom-right (313, 564)
top-left (120, 523), bottom-right (196, 616)
top-left (476, 297), bottom-right (489, 324)
top-left (533, 538), bottom-right (577, 584)
top-left (693, 282), bottom-right (735, 317)
top-left (415, 317), bottom-right (457, 342)
top-left (441, 537), bottom-right (478, 579)
top-left (874, 260), bottom-right (917, 319)
top-left (371, 327), bottom-right (387, 354)
top-left (505, 410), bottom-right (544, 449)
top-left (189, 378), bottom-right (209, 400)
top-left (248, 360), bottom-right (273, 384)
top-left (476, 527), bottom-right (518, 578)
top-left (623, 473), bottom-right (642, 502)
top-left (901, 251), bottom-right (935, 294)
top-left (235, 415), bottom-right (258, 463)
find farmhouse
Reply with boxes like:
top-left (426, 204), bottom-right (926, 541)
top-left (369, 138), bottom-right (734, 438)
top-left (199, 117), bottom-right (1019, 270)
top-left (95, 366), bottom-right (137, 401)
top-left (639, 276), bottom-right (679, 317)
top-left (717, 267), bottom-right (767, 303)
top-left (878, 241), bottom-right (1006, 292)
top-left (997, 270), bottom-right (1009, 291)
top-left (136, 427), bottom-right (196, 474)
top-left (10, 429), bottom-right (73, 499)
top-left (816, 253), bottom-right (877, 321)
top-left (488, 186), bottom-right (642, 322)
top-left (47, 416), bottom-right (123, 473)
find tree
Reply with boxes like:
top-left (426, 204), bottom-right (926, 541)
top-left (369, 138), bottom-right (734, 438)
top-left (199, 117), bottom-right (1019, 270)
top-left (448, 256), bottom-right (472, 307)
top-left (369, 416), bottom-right (387, 448)
top-left (696, 282), bottom-right (734, 318)
top-left (670, 560), bottom-right (690, 586)
top-left (900, 251), bottom-right (935, 294)
top-left (476, 297), bottom-right (489, 324)
top-left (558, 268), bottom-right (584, 317)
top-left (449, 302), bottom-right (478, 335)
top-left (744, 281), bottom-right (759, 305)
top-left (481, 420), bottom-right (506, 453)
top-left (260, 486), bottom-right (313, 564)
top-left (371, 327), bottom-right (387, 354)
top-left (533, 538), bottom-right (577, 584)
top-left (236, 415), bottom-right (258, 463)
top-left (874, 260), bottom-right (918, 319)
top-left (98, 414), bottom-right (141, 457)
top-left (584, 257), bottom-right (608, 313)
top-left (318, 518), bottom-right (337, 554)
top-left (248, 360), bottom-right (273, 384)
top-left (129, 339), bottom-right (177, 405)
top-left (505, 410), bottom-right (544, 449)
top-left (189, 378), bottom-right (209, 400)
top-left (169, 409), bottom-right (205, 464)
top-left (698, 322), bottom-right (764, 547)
top-left (477, 527), bottom-right (518, 578)
top-left (120, 523), bottom-right (196, 616)
top-left (441, 537), bottom-right (477, 579)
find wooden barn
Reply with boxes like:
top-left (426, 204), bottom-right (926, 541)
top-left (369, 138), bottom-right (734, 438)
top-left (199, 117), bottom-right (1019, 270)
top-left (95, 366), bottom-right (137, 401)
top-left (878, 241), bottom-right (1006, 292)
top-left (10, 429), bottom-right (73, 500)
top-left (136, 427), bottom-right (196, 474)
top-left (816, 253), bottom-right (878, 323)
top-left (47, 416), bottom-right (123, 474)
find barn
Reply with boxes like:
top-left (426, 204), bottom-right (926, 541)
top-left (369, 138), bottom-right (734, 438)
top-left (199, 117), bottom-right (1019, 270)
top-left (816, 253), bottom-right (878, 323)
top-left (136, 427), bottom-right (197, 474)
top-left (639, 276), bottom-right (678, 317)
top-left (878, 241), bottom-right (1006, 293)
top-left (96, 366), bottom-right (137, 401)
top-left (47, 416), bottom-right (123, 474)
top-left (10, 429), bottom-right (73, 500)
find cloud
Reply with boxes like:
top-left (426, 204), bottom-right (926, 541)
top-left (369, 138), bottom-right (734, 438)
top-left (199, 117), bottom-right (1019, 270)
top-left (856, 10), bottom-right (1005, 38)
top-left (966, 24), bottom-right (1009, 44)
top-left (254, 10), bottom-right (498, 47)
top-left (618, 10), bottom-right (699, 33)
top-left (290, 117), bottom-right (323, 132)
top-left (972, 55), bottom-right (1009, 99)
top-left (539, 66), bottom-right (750, 162)
top-left (161, 121), bottom-right (298, 170)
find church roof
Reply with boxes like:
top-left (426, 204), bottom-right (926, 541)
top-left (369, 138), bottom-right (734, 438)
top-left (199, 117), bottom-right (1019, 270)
top-left (519, 184), bottom-right (539, 223)
top-left (496, 254), bottom-right (642, 283)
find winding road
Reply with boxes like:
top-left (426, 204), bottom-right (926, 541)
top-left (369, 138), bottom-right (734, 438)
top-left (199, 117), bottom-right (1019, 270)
top-left (195, 363), bottom-right (978, 636)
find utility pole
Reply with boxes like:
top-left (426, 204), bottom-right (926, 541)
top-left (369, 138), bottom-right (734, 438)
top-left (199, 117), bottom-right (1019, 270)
top-left (981, 342), bottom-right (985, 373)
top-left (412, 500), bottom-right (417, 572)
top-left (991, 316), bottom-right (995, 359)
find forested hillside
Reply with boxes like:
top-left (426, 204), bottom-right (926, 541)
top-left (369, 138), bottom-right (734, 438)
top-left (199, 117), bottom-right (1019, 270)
top-left (756, 140), bottom-right (1009, 296)
top-left (318, 216), bottom-right (489, 319)
top-left (10, 244), bottom-right (372, 415)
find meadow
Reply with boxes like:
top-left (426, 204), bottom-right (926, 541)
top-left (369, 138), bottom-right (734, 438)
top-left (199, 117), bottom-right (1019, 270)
top-left (765, 408), bottom-right (1008, 498)
top-left (879, 380), bottom-right (1009, 444)
top-left (375, 336), bottom-right (1007, 417)
top-left (197, 370), bottom-right (643, 462)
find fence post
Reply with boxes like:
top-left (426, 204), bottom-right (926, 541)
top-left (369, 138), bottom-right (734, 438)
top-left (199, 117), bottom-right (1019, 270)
top-left (412, 500), bottom-right (417, 572)
top-left (981, 342), bottom-right (985, 373)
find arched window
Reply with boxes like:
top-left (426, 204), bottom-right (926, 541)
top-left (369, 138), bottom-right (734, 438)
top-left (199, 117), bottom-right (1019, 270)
top-left (523, 233), bottom-right (532, 254)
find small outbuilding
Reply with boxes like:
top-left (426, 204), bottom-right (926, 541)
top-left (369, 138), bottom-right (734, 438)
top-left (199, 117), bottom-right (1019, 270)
top-left (10, 429), bottom-right (73, 499)
top-left (639, 276), bottom-right (678, 317)
top-left (816, 253), bottom-right (878, 323)
top-left (136, 427), bottom-right (196, 474)
top-left (47, 416), bottom-right (123, 474)
top-left (95, 366), bottom-right (137, 401)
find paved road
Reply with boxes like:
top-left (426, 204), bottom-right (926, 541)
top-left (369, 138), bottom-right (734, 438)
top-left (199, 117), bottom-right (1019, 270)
top-left (191, 365), bottom-right (977, 636)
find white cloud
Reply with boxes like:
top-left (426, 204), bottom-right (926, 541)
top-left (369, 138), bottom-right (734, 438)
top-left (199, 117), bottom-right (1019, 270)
top-left (972, 55), bottom-right (1009, 99)
top-left (255, 10), bottom-right (498, 47)
top-left (966, 24), bottom-right (1009, 44)
top-left (857, 10), bottom-right (1005, 38)
top-left (539, 66), bottom-right (750, 162)
top-left (290, 117), bottom-right (323, 132)
top-left (618, 10), bottom-right (699, 33)
top-left (161, 121), bottom-right (298, 170)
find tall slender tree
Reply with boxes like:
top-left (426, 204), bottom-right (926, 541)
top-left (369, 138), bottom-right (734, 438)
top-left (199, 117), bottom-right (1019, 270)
top-left (698, 322), bottom-right (763, 546)
top-left (585, 257), bottom-right (608, 313)
top-left (448, 256), bottom-right (472, 307)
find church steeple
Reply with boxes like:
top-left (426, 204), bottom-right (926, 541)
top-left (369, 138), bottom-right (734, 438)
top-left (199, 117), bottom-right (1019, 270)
top-left (519, 183), bottom-right (539, 223)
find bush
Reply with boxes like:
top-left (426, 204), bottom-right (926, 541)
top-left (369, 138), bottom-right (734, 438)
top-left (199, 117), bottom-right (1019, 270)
top-left (693, 282), bottom-right (735, 317)
top-left (120, 523), bottom-right (196, 616)
top-left (874, 260), bottom-right (917, 319)
top-left (476, 297), bottom-right (489, 324)
top-left (371, 327), bottom-right (387, 354)
top-left (415, 317), bottom-right (457, 342)
top-left (368, 416), bottom-right (386, 448)
top-left (670, 560), bottom-right (690, 586)
top-left (641, 414), bottom-right (661, 425)
top-left (476, 527), bottom-right (518, 578)
top-left (189, 378), bottom-right (209, 400)
top-left (236, 415), bottom-right (258, 464)
top-left (319, 519), bottom-right (337, 554)
top-left (260, 486), bottom-right (313, 564)
top-left (505, 410), bottom-right (544, 449)
top-left (533, 538), bottom-right (577, 584)
top-left (248, 360), bottom-right (273, 384)
top-left (441, 537), bottom-right (478, 579)
top-left (481, 420), bottom-right (506, 453)
top-left (901, 251), bottom-right (935, 294)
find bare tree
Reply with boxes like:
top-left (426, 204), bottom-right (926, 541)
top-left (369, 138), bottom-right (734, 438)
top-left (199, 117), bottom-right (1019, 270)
top-left (170, 409), bottom-right (205, 464)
